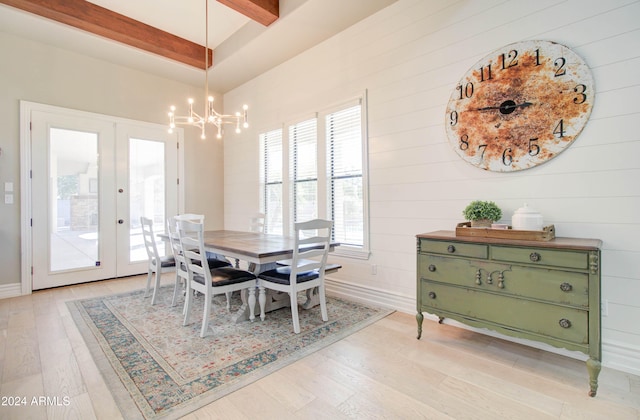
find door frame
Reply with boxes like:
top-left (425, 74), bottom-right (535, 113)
top-left (20, 101), bottom-right (185, 294)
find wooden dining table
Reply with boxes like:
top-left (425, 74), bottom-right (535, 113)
top-left (162, 229), bottom-right (339, 322)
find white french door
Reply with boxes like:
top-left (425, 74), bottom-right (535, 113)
top-left (26, 103), bottom-right (179, 290)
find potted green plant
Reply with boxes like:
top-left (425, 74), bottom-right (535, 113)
top-left (462, 200), bottom-right (502, 228)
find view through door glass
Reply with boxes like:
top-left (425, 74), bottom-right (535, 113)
top-left (129, 138), bottom-right (168, 262)
top-left (49, 128), bottom-right (100, 272)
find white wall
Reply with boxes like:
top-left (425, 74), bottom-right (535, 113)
top-left (0, 32), bottom-right (226, 289)
top-left (223, 0), bottom-right (640, 374)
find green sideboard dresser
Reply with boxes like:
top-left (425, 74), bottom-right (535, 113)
top-left (416, 230), bottom-right (602, 396)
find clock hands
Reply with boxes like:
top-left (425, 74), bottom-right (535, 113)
top-left (475, 100), bottom-right (533, 115)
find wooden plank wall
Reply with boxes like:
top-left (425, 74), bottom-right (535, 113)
top-left (222, 0), bottom-right (640, 375)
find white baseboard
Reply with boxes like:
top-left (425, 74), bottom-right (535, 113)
top-left (0, 283), bottom-right (24, 300)
top-left (326, 276), bottom-right (640, 377)
top-left (603, 339), bottom-right (640, 376)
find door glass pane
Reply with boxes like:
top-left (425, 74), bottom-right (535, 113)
top-left (49, 128), bottom-right (99, 272)
top-left (129, 138), bottom-right (166, 262)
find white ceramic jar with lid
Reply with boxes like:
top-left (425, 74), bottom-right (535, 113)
top-left (511, 203), bottom-right (544, 231)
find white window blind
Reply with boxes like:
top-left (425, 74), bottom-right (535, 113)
top-left (327, 104), bottom-right (363, 247)
top-left (289, 118), bottom-right (317, 224)
top-left (260, 128), bottom-right (283, 234)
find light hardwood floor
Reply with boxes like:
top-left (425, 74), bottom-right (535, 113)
top-left (1, 273), bottom-right (639, 419)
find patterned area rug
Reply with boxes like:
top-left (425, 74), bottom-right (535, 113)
top-left (67, 285), bottom-right (393, 419)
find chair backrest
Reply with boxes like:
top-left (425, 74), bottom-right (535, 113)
top-left (249, 212), bottom-right (265, 233)
top-left (140, 217), bottom-right (160, 263)
top-left (177, 219), bottom-right (210, 284)
top-left (291, 219), bottom-right (333, 276)
top-left (175, 213), bottom-right (205, 223)
top-left (167, 217), bottom-right (188, 277)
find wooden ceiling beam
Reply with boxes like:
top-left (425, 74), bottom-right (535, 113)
top-left (216, 0), bottom-right (278, 26)
top-left (0, 0), bottom-right (213, 69)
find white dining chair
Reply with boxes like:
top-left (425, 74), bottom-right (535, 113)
top-left (249, 212), bottom-right (265, 233)
top-left (166, 217), bottom-right (190, 308)
top-left (177, 219), bottom-right (258, 338)
top-left (257, 219), bottom-right (333, 333)
top-left (141, 216), bottom-right (176, 305)
top-left (168, 215), bottom-right (233, 307)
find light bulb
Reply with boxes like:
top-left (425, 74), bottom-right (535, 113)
top-left (188, 98), bottom-right (194, 104)
top-left (243, 104), bottom-right (248, 110)
top-left (216, 133), bottom-right (222, 139)
top-left (170, 105), bottom-right (176, 111)
top-left (208, 96), bottom-right (214, 102)
top-left (243, 122), bottom-right (249, 128)
top-left (168, 128), bottom-right (173, 134)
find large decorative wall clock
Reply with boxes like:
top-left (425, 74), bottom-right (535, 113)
top-left (445, 40), bottom-right (594, 172)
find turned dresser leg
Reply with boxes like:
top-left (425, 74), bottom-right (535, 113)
top-left (586, 358), bottom-right (601, 397)
top-left (416, 312), bottom-right (424, 339)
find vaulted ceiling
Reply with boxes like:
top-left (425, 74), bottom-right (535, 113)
top-left (0, 0), bottom-right (397, 92)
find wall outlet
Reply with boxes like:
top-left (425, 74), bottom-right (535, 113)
top-left (602, 300), bottom-right (608, 316)
top-left (371, 264), bottom-right (377, 275)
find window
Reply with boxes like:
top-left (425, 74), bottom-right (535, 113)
top-left (259, 93), bottom-right (369, 258)
top-left (326, 105), bottom-right (363, 247)
top-left (289, 118), bottom-right (317, 223)
top-left (260, 128), bottom-right (283, 234)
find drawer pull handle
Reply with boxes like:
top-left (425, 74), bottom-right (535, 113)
top-left (475, 269), bottom-right (482, 285)
top-left (447, 245), bottom-right (456, 253)
top-left (529, 252), bottom-right (541, 262)
top-left (560, 282), bottom-right (573, 292)
top-left (428, 264), bottom-right (436, 272)
top-left (428, 291), bottom-right (436, 299)
top-left (559, 318), bottom-right (572, 329)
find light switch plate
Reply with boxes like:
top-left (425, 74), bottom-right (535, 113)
top-left (5, 194), bottom-right (13, 204)
top-left (4, 182), bottom-right (13, 192)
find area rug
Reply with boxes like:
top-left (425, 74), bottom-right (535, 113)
top-left (67, 285), bottom-right (393, 419)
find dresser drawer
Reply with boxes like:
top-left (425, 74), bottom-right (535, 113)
top-left (418, 255), bottom-right (589, 307)
top-left (492, 246), bottom-right (589, 270)
top-left (420, 282), bottom-right (589, 345)
top-left (419, 239), bottom-right (488, 259)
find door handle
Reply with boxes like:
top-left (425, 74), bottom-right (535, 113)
top-left (118, 219), bottom-right (124, 224)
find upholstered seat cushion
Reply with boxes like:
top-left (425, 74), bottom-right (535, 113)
top-left (193, 267), bottom-right (257, 287)
top-left (258, 266), bottom-right (319, 285)
top-left (154, 256), bottom-right (176, 268)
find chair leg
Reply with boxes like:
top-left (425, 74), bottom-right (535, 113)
top-left (318, 284), bottom-right (328, 322)
top-left (144, 269), bottom-right (153, 297)
top-left (248, 286), bottom-right (256, 322)
top-left (183, 284), bottom-right (192, 327)
top-left (151, 270), bottom-right (161, 305)
top-left (258, 285), bottom-right (266, 321)
top-left (225, 292), bottom-right (232, 310)
top-left (171, 273), bottom-right (181, 307)
top-left (200, 293), bottom-right (212, 338)
top-left (290, 291), bottom-right (300, 334)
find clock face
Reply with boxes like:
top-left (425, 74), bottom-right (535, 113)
top-left (445, 40), bottom-right (594, 172)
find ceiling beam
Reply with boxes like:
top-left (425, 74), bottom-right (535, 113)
top-left (0, 0), bottom-right (213, 69)
top-left (217, 0), bottom-right (278, 26)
